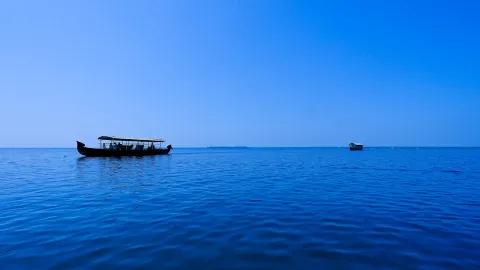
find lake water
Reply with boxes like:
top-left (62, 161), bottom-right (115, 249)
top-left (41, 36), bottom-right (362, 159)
top-left (0, 148), bottom-right (479, 269)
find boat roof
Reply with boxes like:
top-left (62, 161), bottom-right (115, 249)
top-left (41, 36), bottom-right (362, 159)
top-left (98, 136), bottom-right (165, 143)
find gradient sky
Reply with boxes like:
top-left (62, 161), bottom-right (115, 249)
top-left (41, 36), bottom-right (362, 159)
top-left (1, 0), bottom-right (479, 147)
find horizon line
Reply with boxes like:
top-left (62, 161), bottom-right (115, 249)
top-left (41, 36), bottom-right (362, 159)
top-left (1, 146), bottom-right (480, 149)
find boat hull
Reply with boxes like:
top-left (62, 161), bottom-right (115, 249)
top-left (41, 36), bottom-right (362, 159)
top-left (77, 141), bottom-right (172, 157)
top-left (349, 143), bottom-right (363, 151)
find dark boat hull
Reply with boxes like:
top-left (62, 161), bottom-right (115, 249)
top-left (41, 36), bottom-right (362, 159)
top-left (77, 141), bottom-right (172, 157)
top-left (349, 143), bottom-right (363, 151)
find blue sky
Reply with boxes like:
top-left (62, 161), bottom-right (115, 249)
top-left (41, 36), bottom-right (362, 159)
top-left (1, 0), bottom-right (479, 147)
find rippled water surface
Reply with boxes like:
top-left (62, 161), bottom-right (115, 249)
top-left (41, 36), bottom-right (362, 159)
top-left (1, 148), bottom-right (479, 269)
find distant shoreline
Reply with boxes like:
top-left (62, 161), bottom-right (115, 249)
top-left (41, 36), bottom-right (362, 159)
top-left (1, 146), bottom-right (480, 149)
top-left (207, 146), bottom-right (249, 149)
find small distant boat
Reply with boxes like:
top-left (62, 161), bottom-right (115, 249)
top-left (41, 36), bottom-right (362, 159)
top-left (77, 136), bottom-right (172, 157)
top-left (349, 142), bottom-right (363, 151)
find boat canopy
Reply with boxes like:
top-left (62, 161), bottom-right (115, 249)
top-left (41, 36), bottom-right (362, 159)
top-left (98, 136), bottom-right (165, 143)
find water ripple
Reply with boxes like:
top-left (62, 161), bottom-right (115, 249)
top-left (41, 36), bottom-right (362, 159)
top-left (0, 148), bottom-right (479, 269)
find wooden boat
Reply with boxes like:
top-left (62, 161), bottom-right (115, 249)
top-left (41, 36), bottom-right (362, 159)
top-left (349, 142), bottom-right (363, 151)
top-left (77, 136), bottom-right (172, 157)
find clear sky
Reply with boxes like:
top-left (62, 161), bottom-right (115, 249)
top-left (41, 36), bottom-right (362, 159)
top-left (1, 0), bottom-right (479, 147)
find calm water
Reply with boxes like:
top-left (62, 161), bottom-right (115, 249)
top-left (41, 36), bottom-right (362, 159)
top-left (0, 148), bottom-right (479, 269)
